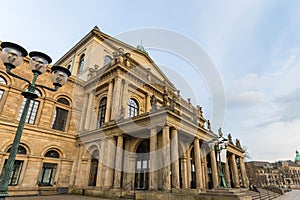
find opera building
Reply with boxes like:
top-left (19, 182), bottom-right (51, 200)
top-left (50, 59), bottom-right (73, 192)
top-left (0, 26), bottom-right (249, 199)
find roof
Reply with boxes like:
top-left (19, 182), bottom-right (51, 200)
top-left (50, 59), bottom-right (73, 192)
top-left (246, 161), bottom-right (271, 168)
top-left (295, 150), bottom-right (300, 162)
top-left (55, 25), bottom-right (176, 90)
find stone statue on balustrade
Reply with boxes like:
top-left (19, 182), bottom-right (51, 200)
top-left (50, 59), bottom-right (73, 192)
top-left (236, 138), bottom-right (242, 149)
top-left (150, 95), bottom-right (157, 111)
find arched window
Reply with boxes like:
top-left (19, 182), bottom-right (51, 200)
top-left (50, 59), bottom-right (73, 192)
top-left (57, 97), bottom-right (70, 106)
top-left (7, 145), bottom-right (27, 155)
top-left (18, 89), bottom-right (42, 124)
top-left (97, 97), bottom-right (107, 128)
top-left (0, 76), bottom-right (7, 101)
top-left (45, 150), bottom-right (60, 158)
top-left (0, 76), bottom-right (7, 85)
top-left (77, 54), bottom-right (85, 75)
top-left (103, 55), bottom-right (112, 66)
top-left (52, 97), bottom-right (70, 131)
top-left (128, 98), bottom-right (139, 118)
top-left (88, 149), bottom-right (99, 186)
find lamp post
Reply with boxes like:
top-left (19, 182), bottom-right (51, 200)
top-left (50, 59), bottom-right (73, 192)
top-left (210, 136), bottom-right (229, 188)
top-left (0, 42), bottom-right (71, 200)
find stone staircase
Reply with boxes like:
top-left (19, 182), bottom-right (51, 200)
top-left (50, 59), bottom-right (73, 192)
top-left (119, 190), bottom-right (135, 200)
top-left (246, 188), bottom-right (282, 200)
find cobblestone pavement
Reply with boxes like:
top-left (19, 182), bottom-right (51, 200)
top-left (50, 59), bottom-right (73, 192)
top-left (274, 190), bottom-right (300, 200)
top-left (7, 195), bottom-right (113, 200)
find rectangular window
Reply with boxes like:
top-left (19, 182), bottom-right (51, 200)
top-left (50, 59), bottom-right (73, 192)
top-left (1, 160), bottom-right (23, 186)
top-left (38, 163), bottom-right (57, 186)
top-left (18, 99), bottom-right (39, 124)
top-left (52, 107), bottom-right (68, 131)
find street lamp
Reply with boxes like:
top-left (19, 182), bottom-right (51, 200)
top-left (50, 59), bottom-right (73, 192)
top-left (0, 42), bottom-right (71, 200)
top-left (210, 136), bottom-right (229, 188)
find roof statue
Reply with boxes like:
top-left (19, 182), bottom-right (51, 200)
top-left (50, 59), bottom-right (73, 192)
top-left (228, 133), bottom-right (233, 144)
top-left (218, 127), bottom-right (223, 138)
top-left (136, 40), bottom-right (148, 54)
top-left (207, 120), bottom-right (212, 132)
top-left (236, 138), bottom-right (242, 149)
top-left (295, 150), bottom-right (300, 162)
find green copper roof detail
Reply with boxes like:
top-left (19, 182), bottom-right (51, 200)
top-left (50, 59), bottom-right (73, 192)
top-left (136, 40), bottom-right (148, 54)
top-left (295, 150), bottom-right (300, 162)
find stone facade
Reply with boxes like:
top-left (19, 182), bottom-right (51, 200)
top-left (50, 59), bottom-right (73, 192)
top-left (0, 26), bottom-right (249, 199)
top-left (246, 160), bottom-right (300, 189)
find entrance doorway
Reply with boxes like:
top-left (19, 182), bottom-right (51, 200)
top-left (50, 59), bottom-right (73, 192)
top-left (134, 140), bottom-right (150, 190)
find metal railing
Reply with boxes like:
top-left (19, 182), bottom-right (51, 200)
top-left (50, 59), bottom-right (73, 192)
top-left (120, 180), bottom-right (135, 199)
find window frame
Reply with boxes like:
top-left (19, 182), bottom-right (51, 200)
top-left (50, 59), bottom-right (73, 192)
top-left (77, 54), bottom-right (85, 75)
top-left (17, 89), bottom-right (42, 125)
top-left (97, 97), bottom-right (107, 128)
top-left (51, 97), bottom-right (71, 132)
top-left (2, 160), bottom-right (24, 186)
top-left (128, 98), bottom-right (139, 118)
top-left (38, 163), bottom-right (57, 186)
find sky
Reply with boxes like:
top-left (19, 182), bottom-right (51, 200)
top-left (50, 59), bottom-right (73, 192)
top-left (1, 0), bottom-right (300, 162)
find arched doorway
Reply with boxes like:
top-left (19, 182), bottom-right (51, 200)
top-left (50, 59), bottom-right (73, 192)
top-left (134, 140), bottom-right (150, 190)
top-left (88, 149), bottom-right (99, 186)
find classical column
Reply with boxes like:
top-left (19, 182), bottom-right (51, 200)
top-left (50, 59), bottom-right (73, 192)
top-left (149, 127), bottom-right (158, 190)
top-left (230, 154), bottom-right (240, 188)
top-left (239, 157), bottom-right (249, 187)
top-left (171, 128), bottom-right (180, 189)
top-left (114, 136), bottom-right (124, 188)
top-left (201, 158), bottom-right (206, 190)
top-left (162, 125), bottom-right (171, 190)
top-left (224, 158), bottom-right (231, 188)
top-left (210, 149), bottom-right (218, 188)
top-left (122, 79), bottom-right (129, 118)
top-left (96, 140), bottom-right (105, 188)
top-left (203, 153), bottom-right (209, 189)
top-left (79, 93), bottom-right (88, 131)
top-left (146, 94), bottom-right (151, 112)
top-left (105, 80), bottom-right (113, 123)
top-left (111, 76), bottom-right (122, 120)
top-left (104, 137), bottom-right (117, 189)
top-left (187, 149), bottom-right (192, 188)
top-left (84, 91), bottom-right (95, 130)
top-left (181, 153), bottom-right (188, 188)
top-left (194, 138), bottom-right (204, 190)
top-left (129, 156), bottom-right (137, 186)
top-left (74, 144), bottom-right (84, 187)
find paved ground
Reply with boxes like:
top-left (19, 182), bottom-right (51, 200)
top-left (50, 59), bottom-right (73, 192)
top-left (7, 195), bottom-right (113, 200)
top-left (6, 190), bottom-right (300, 200)
top-left (274, 190), bottom-right (300, 200)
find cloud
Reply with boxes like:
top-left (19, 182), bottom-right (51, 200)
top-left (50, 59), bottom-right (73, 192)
top-left (224, 46), bottom-right (300, 161)
top-left (275, 88), bottom-right (300, 122)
